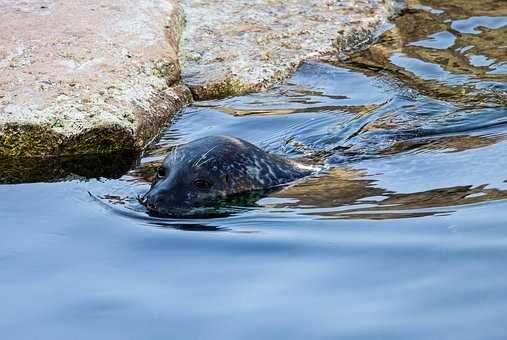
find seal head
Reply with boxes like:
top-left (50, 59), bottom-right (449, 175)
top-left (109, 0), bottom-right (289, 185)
top-left (142, 135), bottom-right (312, 216)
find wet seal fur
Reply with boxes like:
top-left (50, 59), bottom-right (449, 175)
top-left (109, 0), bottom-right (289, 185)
top-left (142, 135), bottom-right (313, 216)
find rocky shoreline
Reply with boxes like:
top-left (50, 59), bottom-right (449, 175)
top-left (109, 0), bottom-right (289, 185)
top-left (0, 0), bottom-right (403, 159)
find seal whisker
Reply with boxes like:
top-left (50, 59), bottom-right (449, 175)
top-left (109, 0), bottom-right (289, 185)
top-left (195, 156), bottom-right (215, 168)
top-left (193, 145), bottom-right (219, 168)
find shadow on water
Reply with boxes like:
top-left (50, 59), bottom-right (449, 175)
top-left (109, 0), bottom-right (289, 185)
top-left (0, 151), bottom-right (138, 184)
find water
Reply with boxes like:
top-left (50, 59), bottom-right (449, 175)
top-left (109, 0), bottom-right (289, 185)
top-left (1, 1), bottom-right (507, 339)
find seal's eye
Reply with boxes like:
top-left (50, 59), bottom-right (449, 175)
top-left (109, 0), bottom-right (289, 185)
top-left (193, 179), bottom-right (212, 190)
top-left (157, 167), bottom-right (166, 178)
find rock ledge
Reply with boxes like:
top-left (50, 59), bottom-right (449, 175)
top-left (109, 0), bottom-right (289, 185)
top-left (0, 0), bottom-right (190, 158)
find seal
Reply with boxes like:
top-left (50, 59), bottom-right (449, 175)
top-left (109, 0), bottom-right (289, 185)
top-left (141, 135), bottom-right (313, 216)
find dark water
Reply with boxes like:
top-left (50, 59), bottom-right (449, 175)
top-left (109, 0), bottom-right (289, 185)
top-left (2, 1), bottom-right (507, 339)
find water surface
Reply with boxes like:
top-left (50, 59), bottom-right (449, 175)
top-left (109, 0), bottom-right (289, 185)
top-left (1, 1), bottom-right (507, 339)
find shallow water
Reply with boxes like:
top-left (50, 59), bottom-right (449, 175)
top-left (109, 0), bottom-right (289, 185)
top-left (2, 1), bottom-right (507, 339)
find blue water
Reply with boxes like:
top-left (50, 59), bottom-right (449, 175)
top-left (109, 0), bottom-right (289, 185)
top-left (1, 1), bottom-right (507, 339)
top-left (2, 182), bottom-right (507, 339)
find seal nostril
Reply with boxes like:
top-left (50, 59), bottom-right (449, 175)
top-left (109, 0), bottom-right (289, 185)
top-left (145, 202), bottom-right (156, 211)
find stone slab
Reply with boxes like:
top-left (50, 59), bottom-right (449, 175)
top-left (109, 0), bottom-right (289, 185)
top-left (0, 0), bottom-right (191, 157)
top-left (180, 0), bottom-right (401, 100)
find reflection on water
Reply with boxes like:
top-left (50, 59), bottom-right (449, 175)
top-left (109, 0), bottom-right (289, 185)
top-left (1, 1), bottom-right (507, 339)
top-left (131, 0), bottom-right (507, 219)
top-left (334, 0), bottom-right (507, 105)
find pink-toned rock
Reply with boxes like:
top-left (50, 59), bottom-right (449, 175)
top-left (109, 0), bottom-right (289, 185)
top-left (0, 0), bottom-right (402, 159)
top-left (0, 0), bottom-right (190, 157)
top-left (180, 0), bottom-right (401, 100)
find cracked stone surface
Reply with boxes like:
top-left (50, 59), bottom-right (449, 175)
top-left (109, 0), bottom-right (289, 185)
top-left (180, 0), bottom-right (401, 100)
top-left (0, 0), bottom-right (191, 157)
